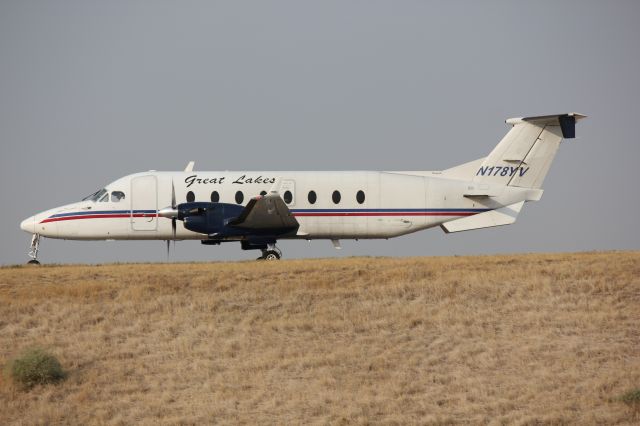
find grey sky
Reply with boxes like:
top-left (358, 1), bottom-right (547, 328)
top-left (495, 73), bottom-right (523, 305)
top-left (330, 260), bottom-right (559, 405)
top-left (1, 0), bottom-right (638, 264)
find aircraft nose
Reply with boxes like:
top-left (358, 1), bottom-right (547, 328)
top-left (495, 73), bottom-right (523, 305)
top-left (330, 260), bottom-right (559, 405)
top-left (20, 216), bottom-right (35, 234)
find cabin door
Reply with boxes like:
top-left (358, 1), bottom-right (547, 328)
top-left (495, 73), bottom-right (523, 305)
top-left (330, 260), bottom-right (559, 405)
top-left (130, 175), bottom-right (158, 231)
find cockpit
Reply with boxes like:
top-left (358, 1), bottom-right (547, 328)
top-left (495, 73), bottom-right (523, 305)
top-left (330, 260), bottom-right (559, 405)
top-left (82, 188), bottom-right (126, 203)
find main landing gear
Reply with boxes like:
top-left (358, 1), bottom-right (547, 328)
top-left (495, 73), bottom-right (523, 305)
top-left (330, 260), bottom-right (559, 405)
top-left (257, 244), bottom-right (282, 261)
top-left (27, 234), bottom-right (41, 265)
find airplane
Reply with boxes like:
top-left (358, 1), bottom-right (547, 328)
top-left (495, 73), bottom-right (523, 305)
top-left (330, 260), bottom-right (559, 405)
top-left (19, 113), bottom-right (585, 264)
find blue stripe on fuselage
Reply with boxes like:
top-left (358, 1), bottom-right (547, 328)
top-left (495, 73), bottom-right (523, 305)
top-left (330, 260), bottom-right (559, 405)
top-left (289, 208), bottom-right (490, 213)
top-left (50, 210), bottom-right (157, 218)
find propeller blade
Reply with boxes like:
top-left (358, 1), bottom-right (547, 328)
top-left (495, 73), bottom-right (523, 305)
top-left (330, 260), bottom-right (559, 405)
top-left (163, 180), bottom-right (178, 262)
top-left (171, 179), bottom-right (176, 209)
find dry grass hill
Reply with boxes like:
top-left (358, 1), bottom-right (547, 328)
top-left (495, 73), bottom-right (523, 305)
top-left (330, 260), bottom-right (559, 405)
top-left (1, 251), bottom-right (639, 425)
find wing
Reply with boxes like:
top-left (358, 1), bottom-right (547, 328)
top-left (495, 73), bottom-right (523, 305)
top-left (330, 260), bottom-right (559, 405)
top-left (228, 194), bottom-right (299, 231)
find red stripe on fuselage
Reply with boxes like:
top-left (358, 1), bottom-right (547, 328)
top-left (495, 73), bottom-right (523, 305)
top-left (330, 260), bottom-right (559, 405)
top-left (40, 213), bottom-right (157, 224)
top-left (291, 212), bottom-right (477, 217)
top-left (40, 211), bottom-right (480, 223)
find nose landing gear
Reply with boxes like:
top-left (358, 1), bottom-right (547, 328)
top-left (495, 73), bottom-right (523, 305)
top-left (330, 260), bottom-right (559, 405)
top-left (27, 234), bottom-right (41, 265)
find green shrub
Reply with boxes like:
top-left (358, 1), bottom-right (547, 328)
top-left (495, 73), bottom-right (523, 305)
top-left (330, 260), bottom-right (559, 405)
top-left (5, 348), bottom-right (65, 389)
top-left (620, 388), bottom-right (640, 405)
top-left (618, 388), bottom-right (640, 418)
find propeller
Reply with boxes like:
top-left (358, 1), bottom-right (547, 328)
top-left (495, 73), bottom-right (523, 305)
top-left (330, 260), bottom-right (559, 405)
top-left (159, 179), bottom-right (179, 259)
top-left (170, 179), bottom-right (177, 240)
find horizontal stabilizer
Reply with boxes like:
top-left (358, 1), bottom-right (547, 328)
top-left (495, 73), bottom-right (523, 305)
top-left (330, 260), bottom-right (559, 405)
top-left (506, 112), bottom-right (587, 139)
top-left (441, 201), bottom-right (525, 233)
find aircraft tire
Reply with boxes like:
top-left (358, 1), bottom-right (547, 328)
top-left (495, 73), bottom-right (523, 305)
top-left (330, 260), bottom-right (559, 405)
top-left (263, 250), bottom-right (281, 261)
top-left (27, 259), bottom-right (41, 265)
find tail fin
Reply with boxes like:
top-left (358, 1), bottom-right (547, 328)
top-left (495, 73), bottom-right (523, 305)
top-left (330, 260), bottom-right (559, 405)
top-left (461, 113), bottom-right (586, 189)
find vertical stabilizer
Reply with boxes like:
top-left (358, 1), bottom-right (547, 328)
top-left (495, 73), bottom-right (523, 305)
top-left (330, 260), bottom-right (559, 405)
top-left (471, 113), bottom-right (585, 189)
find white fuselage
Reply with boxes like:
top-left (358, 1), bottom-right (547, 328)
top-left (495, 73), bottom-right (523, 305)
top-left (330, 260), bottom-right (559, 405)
top-left (20, 170), bottom-right (518, 241)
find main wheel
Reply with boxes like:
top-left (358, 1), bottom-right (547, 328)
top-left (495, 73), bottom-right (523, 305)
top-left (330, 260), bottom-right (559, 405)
top-left (263, 250), bottom-right (281, 261)
top-left (27, 259), bottom-right (40, 265)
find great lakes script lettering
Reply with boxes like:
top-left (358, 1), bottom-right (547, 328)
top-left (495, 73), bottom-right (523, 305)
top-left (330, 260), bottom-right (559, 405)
top-left (185, 174), bottom-right (277, 188)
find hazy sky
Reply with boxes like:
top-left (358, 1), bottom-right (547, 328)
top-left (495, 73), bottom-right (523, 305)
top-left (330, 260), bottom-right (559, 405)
top-left (1, 1), bottom-right (639, 264)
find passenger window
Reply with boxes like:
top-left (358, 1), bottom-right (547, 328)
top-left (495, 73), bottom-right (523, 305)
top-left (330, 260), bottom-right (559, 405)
top-left (283, 190), bottom-right (293, 204)
top-left (332, 190), bottom-right (341, 204)
top-left (235, 191), bottom-right (244, 204)
top-left (356, 190), bottom-right (365, 204)
top-left (186, 191), bottom-right (195, 203)
top-left (111, 191), bottom-right (125, 202)
top-left (308, 190), bottom-right (317, 204)
top-left (260, 191), bottom-right (267, 196)
top-left (211, 191), bottom-right (220, 203)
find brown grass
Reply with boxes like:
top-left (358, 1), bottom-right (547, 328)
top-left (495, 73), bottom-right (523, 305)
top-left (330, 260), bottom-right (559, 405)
top-left (0, 251), bottom-right (639, 425)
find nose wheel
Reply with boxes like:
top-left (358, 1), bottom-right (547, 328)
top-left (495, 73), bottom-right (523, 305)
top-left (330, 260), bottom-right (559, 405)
top-left (27, 234), bottom-right (41, 265)
top-left (258, 244), bottom-right (282, 261)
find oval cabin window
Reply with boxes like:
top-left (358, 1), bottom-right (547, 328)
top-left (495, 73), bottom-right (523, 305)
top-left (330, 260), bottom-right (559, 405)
top-left (356, 190), bottom-right (365, 204)
top-left (211, 191), bottom-right (219, 203)
top-left (283, 190), bottom-right (293, 204)
top-left (235, 191), bottom-right (244, 204)
top-left (111, 191), bottom-right (125, 202)
top-left (186, 191), bottom-right (195, 203)
top-left (332, 190), bottom-right (341, 204)
top-left (260, 191), bottom-right (267, 196)
top-left (308, 190), bottom-right (317, 204)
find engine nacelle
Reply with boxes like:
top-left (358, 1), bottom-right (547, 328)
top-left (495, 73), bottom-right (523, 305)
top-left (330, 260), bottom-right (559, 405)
top-left (177, 202), bottom-right (244, 235)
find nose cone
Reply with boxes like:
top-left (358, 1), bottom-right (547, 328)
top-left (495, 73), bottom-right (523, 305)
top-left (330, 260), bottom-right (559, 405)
top-left (20, 216), bottom-right (36, 234)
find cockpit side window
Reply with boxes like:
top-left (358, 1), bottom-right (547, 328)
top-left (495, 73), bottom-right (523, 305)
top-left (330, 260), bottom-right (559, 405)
top-left (111, 191), bottom-right (125, 202)
top-left (99, 192), bottom-right (109, 202)
top-left (82, 188), bottom-right (108, 202)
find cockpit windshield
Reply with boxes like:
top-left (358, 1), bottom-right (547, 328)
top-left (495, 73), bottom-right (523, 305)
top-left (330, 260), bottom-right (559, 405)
top-left (82, 188), bottom-right (108, 202)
